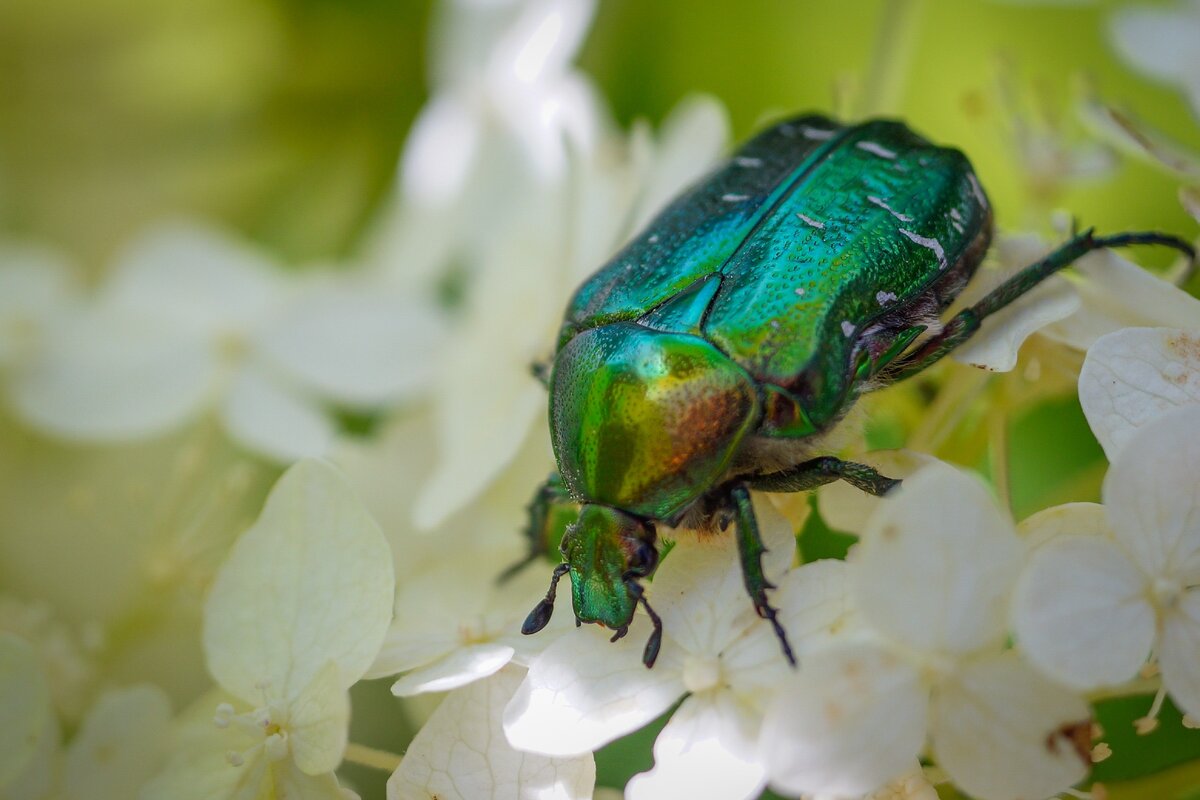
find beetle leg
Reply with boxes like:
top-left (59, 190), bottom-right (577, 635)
top-left (729, 483), bottom-right (796, 667)
top-left (878, 229), bottom-right (1196, 384)
top-left (746, 456), bottom-right (901, 497)
top-left (499, 473), bottom-right (578, 583)
top-left (624, 579), bottom-right (664, 668)
top-left (529, 358), bottom-right (552, 388)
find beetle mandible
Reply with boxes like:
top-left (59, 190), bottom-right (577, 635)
top-left (511, 114), bottom-right (1195, 668)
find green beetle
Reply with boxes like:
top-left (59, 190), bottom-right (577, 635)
top-left (516, 114), bottom-right (1193, 668)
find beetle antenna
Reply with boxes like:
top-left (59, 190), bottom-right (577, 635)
top-left (522, 564), bottom-right (569, 635)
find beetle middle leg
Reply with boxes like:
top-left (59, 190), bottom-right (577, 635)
top-left (747, 455), bottom-right (901, 496)
top-left (878, 228), bottom-right (1196, 384)
top-left (727, 482), bottom-right (797, 666)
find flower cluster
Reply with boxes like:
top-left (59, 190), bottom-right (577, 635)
top-left (1, 1), bottom-right (1199, 800)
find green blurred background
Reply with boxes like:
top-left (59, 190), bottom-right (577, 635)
top-left (1, 0), bottom-right (1194, 272)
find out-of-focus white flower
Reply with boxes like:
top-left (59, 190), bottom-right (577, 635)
top-left (505, 497), bottom-right (856, 800)
top-left (761, 464), bottom-right (1091, 800)
top-left (1, 631), bottom-right (173, 800)
top-left (1110, 1), bottom-right (1200, 121)
top-left (414, 96), bottom-right (730, 529)
top-left (143, 459), bottom-right (394, 800)
top-left (1012, 405), bottom-right (1200, 720)
top-left (1078, 327), bottom-right (1200, 460)
top-left (0, 243), bottom-right (79, 371)
top-left (388, 665), bottom-right (595, 800)
top-left (8, 222), bottom-right (443, 462)
top-left (0, 596), bottom-right (97, 724)
top-left (954, 233), bottom-right (1200, 372)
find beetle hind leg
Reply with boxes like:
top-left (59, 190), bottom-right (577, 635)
top-left (877, 229), bottom-right (1196, 384)
top-left (729, 483), bottom-right (796, 667)
top-left (499, 473), bottom-right (578, 583)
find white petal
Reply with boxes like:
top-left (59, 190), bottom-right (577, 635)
top-left (1183, 186), bottom-right (1200, 224)
top-left (288, 663), bottom-right (351, 775)
top-left (255, 283), bottom-right (445, 408)
top-left (1110, 5), bottom-right (1200, 87)
top-left (817, 450), bottom-right (934, 534)
top-left (390, 666), bottom-right (595, 800)
top-left (269, 762), bottom-right (346, 800)
top-left (761, 642), bottom-right (927, 798)
top-left (102, 220), bottom-right (285, 336)
top-left (62, 685), bottom-right (172, 800)
top-left (10, 310), bottom-right (216, 441)
top-left (1159, 590), bottom-right (1200, 719)
top-left (1046, 252), bottom-right (1200, 352)
top-left (1080, 99), bottom-right (1200, 180)
top-left (221, 367), bottom-right (336, 463)
top-left (391, 644), bottom-right (515, 697)
top-left (204, 459), bottom-right (394, 704)
top-left (0, 634), bottom-right (52, 789)
top-left (931, 652), bottom-right (1090, 800)
top-left (1104, 404), bottom-right (1200, 579)
top-left (853, 463), bottom-right (1022, 655)
top-left (1018, 501), bottom-right (1109, 551)
top-left (626, 694), bottom-right (765, 800)
top-left (650, 495), bottom-right (795, 657)
top-left (401, 93), bottom-right (484, 208)
top-left (0, 243), bottom-right (78, 366)
top-left (503, 626), bottom-right (682, 757)
top-left (1011, 534), bottom-right (1154, 688)
top-left (1079, 327), bottom-right (1200, 461)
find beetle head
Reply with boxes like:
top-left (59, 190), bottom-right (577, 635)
top-left (522, 503), bottom-right (664, 667)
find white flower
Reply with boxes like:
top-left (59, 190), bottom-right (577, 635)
top-left (0, 632), bottom-right (54, 798)
top-left (413, 96), bottom-right (730, 529)
top-left (143, 459), bottom-right (394, 800)
top-left (388, 666), bottom-right (594, 800)
top-left (0, 243), bottom-right (79, 371)
top-left (954, 233), bottom-right (1200, 372)
top-left (1110, 1), bottom-right (1200, 121)
top-left (1078, 326), bottom-right (1200, 460)
top-left (504, 496), bottom-right (856, 800)
top-left (761, 463), bottom-right (1091, 800)
top-left (1012, 405), bottom-right (1200, 719)
top-left (9, 221), bottom-right (442, 462)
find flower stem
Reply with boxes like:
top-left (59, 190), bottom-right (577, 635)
top-left (343, 742), bottom-right (403, 772)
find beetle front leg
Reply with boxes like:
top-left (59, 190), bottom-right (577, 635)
top-left (499, 473), bottom-right (578, 583)
top-left (729, 483), bottom-right (796, 667)
top-left (878, 229), bottom-right (1196, 384)
top-left (747, 456), bottom-right (901, 497)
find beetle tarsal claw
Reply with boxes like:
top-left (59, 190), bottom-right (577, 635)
top-left (609, 626), bottom-right (628, 643)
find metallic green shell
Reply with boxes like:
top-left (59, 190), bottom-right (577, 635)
top-left (550, 323), bottom-right (759, 518)
top-left (558, 115), bottom-right (990, 431)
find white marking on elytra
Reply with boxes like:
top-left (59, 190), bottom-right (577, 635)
top-left (967, 173), bottom-right (987, 207)
top-left (648, 234), bottom-right (660, 244)
top-left (866, 195), bottom-right (914, 222)
top-left (734, 156), bottom-right (762, 168)
top-left (841, 321), bottom-right (855, 337)
top-left (722, 193), bottom-right (749, 203)
top-left (856, 140), bottom-right (897, 159)
top-left (876, 290), bottom-right (898, 306)
top-left (770, 319), bottom-right (781, 329)
top-left (899, 228), bottom-right (948, 269)
top-left (796, 213), bottom-right (825, 230)
top-left (800, 125), bottom-right (834, 140)
top-left (949, 207), bottom-right (964, 222)
top-left (794, 287), bottom-right (806, 297)
top-left (779, 123), bottom-right (796, 137)
top-left (951, 221), bottom-right (965, 234)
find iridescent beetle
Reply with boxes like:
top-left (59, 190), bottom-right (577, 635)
top-left (513, 114), bottom-right (1194, 668)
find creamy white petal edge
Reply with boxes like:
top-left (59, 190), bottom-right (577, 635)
top-left (390, 666), bottom-right (595, 800)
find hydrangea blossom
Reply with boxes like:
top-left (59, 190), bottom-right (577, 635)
top-left (143, 459), bottom-right (394, 800)
top-left (8, 222), bottom-right (442, 462)
top-left (1013, 399), bottom-right (1200, 722)
top-left (1110, 0), bottom-right (1200, 120)
top-left (504, 496), bottom-right (859, 800)
top-left (761, 463), bottom-right (1091, 800)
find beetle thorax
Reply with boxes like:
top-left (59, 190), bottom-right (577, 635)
top-left (549, 322), bottom-right (760, 520)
